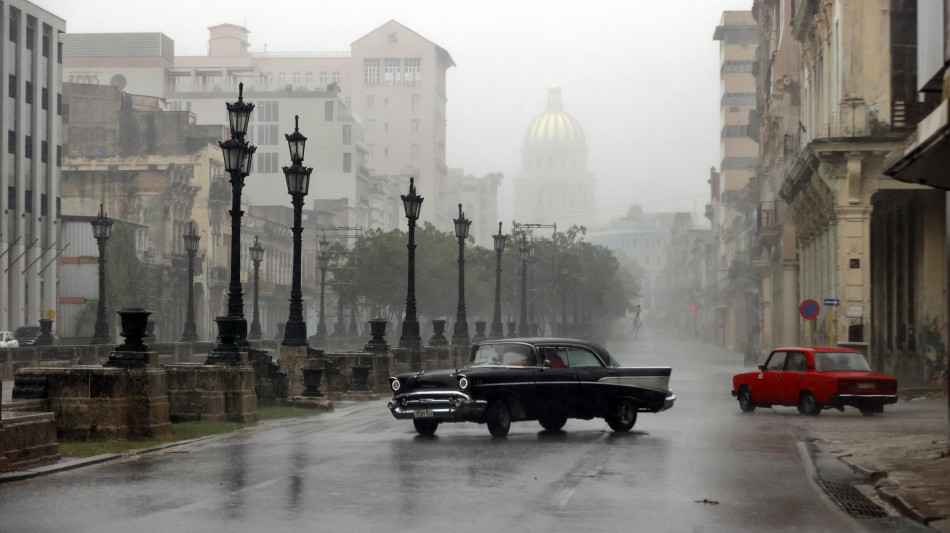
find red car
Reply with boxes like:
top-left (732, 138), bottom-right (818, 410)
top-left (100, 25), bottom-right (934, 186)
top-left (732, 347), bottom-right (897, 416)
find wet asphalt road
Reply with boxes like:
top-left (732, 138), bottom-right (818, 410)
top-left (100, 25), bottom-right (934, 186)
top-left (0, 327), bottom-right (865, 533)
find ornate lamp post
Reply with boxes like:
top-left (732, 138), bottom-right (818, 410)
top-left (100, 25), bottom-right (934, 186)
top-left (210, 83), bottom-right (256, 362)
top-left (490, 222), bottom-right (507, 339)
top-left (90, 203), bottom-right (113, 345)
top-left (517, 233), bottom-right (531, 337)
top-left (451, 204), bottom-right (472, 346)
top-left (180, 222), bottom-right (201, 342)
top-left (399, 177), bottom-right (423, 349)
top-left (315, 235), bottom-right (329, 347)
top-left (282, 116), bottom-right (312, 347)
top-left (248, 236), bottom-right (264, 340)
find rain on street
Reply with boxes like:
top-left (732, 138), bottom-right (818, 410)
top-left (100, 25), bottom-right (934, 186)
top-left (0, 327), bottom-right (866, 533)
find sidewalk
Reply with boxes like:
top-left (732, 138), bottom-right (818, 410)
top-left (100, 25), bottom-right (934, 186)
top-left (809, 389), bottom-right (950, 531)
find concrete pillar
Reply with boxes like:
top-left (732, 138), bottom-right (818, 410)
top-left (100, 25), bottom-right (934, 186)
top-left (836, 204), bottom-right (872, 347)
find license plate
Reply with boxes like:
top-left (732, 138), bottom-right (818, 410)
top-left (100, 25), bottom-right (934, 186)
top-left (414, 409), bottom-right (434, 418)
top-left (856, 383), bottom-right (875, 389)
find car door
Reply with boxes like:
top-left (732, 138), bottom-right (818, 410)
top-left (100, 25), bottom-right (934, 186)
top-left (535, 346), bottom-right (580, 417)
top-left (565, 346), bottom-right (606, 416)
top-left (754, 351), bottom-right (787, 403)
top-left (779, 351), bottom-right (809, 404)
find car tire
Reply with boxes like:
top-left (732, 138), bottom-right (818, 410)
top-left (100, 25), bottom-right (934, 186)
top-left (797, 391), bottom-right (821, 416)
top-left (413, 419), bottom-right (439, 436)
top-left (606, 398), bottom-right (638, 432)
top-left (737, 386), bottom-right (756, 413)
top-left (538, 413), bottom-right (567, 432)
top-left (486, 400), bottom-right (511, 437)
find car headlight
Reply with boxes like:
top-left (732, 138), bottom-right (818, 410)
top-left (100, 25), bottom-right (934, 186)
top-left (391, 379), bottom-right (401, 392)
top-left (458, 376), bottom-right (470, 390)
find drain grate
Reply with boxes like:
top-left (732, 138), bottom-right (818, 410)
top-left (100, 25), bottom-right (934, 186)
top-left (816, 479), bottom-right (890, 519)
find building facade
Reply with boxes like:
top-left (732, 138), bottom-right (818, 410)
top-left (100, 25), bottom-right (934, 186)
top-left (514, 83), bottom-right (595, 230)
top-left (0, 0), bottom-right (64, 332)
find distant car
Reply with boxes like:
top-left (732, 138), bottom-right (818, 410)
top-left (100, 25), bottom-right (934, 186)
top-left (732, 347), bottom-right (897, 416)
top-left (388, 337), bottom-right (676, 437)
top-left (13, 325), bottom-right (41, 346)
top-left (0, 330), bottom-right (18, 349)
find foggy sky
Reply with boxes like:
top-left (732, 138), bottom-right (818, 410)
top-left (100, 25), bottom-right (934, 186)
top-left (37, 0), bottom-right (753, 227)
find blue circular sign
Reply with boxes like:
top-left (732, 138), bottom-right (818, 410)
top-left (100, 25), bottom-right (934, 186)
top-left (800, 299), bottom-right (820, 320)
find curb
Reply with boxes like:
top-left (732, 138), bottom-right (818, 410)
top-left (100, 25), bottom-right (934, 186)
top-left (0, 453), bottom-right (118, 483)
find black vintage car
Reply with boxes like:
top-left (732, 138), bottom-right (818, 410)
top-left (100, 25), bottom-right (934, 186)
top-left (387, 338), bottom-right (675, 437)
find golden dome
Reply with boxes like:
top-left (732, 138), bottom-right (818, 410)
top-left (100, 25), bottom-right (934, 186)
top-left (524, 83), bottom-right (586, 146)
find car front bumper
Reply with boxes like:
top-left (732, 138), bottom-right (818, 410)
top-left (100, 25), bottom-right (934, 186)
top-left (388, 390), bottom-right (488, 422)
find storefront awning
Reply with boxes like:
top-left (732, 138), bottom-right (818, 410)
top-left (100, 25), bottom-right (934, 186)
top-left (884, 99), bottom-right (950, 190)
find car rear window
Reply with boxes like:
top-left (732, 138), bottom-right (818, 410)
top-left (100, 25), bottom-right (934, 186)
top-left (470, 343), bottom-right (537, 366)
top-left (814, 352), bottom-right (871, 372)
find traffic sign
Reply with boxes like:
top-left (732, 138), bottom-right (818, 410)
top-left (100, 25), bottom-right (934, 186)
top-left (823, 298), bottom-right (840, 306)
top-left (800, 299), bottom-right (820, 320)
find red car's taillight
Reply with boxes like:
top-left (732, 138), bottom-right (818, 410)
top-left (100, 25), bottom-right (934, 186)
top-left (880, 380), bottom-right (897, 394)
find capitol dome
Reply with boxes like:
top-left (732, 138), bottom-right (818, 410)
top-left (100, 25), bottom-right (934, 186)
top-left (523, 83), bottom-right (586, 147)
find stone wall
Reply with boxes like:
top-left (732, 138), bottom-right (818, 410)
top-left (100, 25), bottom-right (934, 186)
top-left (165, 363), bottom-right (256, 424)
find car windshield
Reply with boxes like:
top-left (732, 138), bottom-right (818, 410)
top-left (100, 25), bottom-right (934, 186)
top-left (469, 343), bottom-right (537, 367)
top-left (814, 352), bottom-right (872, 372)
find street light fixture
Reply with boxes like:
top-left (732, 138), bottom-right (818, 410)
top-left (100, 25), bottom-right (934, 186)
top-left (517, 232), bottom-right (531, 337)
top-left (399, 177), bottom-right (423, 349)
top-left (490, 222), bottom-right (507, 339)
top-left (282, 116), bottom-right (312, 347)
top-left (181, 222), bottom-right (201, 342)
top-left (315, 235), bottom-right (329, 347)
top-left (210, 83), bottom-right (256, 362)
top-left (90, 203), bottom-right (113, 345)
top-left (451, 203), bottom-right (472, 346)
top-left (248, 236), bottom-right (264, 340)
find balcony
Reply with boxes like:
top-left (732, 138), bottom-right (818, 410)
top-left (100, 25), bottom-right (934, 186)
top-left (756, 201), bottom-right (781, 245)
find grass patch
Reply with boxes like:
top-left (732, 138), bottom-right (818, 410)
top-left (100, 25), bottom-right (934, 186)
top-left (58, 407), bottom-right (319, 458)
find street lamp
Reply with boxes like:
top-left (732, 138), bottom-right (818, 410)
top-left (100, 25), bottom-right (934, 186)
top-left (559, 265), bottom-right (569, 337)
top-left (399, 177), bottom-right (423, 349)
top-left (490, 222), bottom-right (507, 338)
top-left (517, 232), bottom-right (531, 337)
top-left (282, 116), bottom-right (312, 347)
top-left (451, 204), bottom-right (472, 346)
top-left (90, 203), bottom-right (113, 345)
top-left (315, 235), bottom-right (329, 347)
top-left (210, 83), bottom-right (256, 362)
top-left (181, 222), bottom-right (201, 342)
top-left (248, 236), bottom-right (264, 340)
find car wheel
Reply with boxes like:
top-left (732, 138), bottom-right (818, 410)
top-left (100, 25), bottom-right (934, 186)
top-left (486, 400), bottom-right (511, 437)
top-left (737, 386), bottom-right (756, 413)
top-left (538, 413), bottom-right (567, 432)
top-left (413, 419), bottom-right (439, 436)
top-left (797, 391), bottom-right (821, 416)
top-left (606, 398), bottom-right (638, 432)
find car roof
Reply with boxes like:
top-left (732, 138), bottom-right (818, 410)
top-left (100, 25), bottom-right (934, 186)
top-left (474, 337), bottom-right (612, 357)
top-left (770, 346), bottom-right (862, 353)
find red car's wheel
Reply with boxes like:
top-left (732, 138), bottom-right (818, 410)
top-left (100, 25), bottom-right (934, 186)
top-left (797, 391), bottom-right (821, 416)
top-left (737, 386), bottom-right (756, 413)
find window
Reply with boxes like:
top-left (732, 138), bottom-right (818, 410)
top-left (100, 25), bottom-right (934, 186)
top-left (24, 136), bottom-right (32, 158)
top-left (333, 72), bottom-right (341, 85)
top-left (411, 119), bottom-right (420, 134)
top-left (41, 140), bottom-right (47, 163)
top-left (41, 87), bottom-right (48, 110)
top-left (786, 352), bottom-right (807, 372)
top-left (7, 187), bottom-right (15, 209)
top-left (258, 101), bottom-right (279, 122)
top-left (319, 71), bottom-right (328, 87)
top-left (366, 144), bottom-right (375, 158)
top-left (277, 72), bottom-right (286, 85)
top-left (41, 193), bottom-right (48, 216)
top-left (25, 81), bottom-right (32, 104)
top-left (8, 75), bottom-right (16, 99)
top-left (24, 190), bottom-right (32, 212)
top-left (410, 144), bottom-right (420, 160)
top-left (305, 72), bottom-right (313, 87)
top-left (343, 153), bottom-right (351, 173)
top-left (366, 119), bottom-right (375, 134)
top-left (42, 25), bottom-right (51, 58)
top-left (566, 348), bottom-right (603, 368)
top-left (765, 352), bottom-right (787, 371)
top-left (293, 72), bottom-right (301, 85)
top-left (384, 58), bottom-right (400, 85)
top-left (365, 95), bottom-right (375, 109)
top-left (56, 145), bottom-right (61, 167)
top-left (256, 152), bottom-right (278, 173)
top-left (325, 101), bottom-right (334, 121)
top-left (9, 8), bottom-right (19, 43)
top-left (25, 17), bottom-right (34, 50)
top-left (405, 58), bottom-right (420, 84)
top-left (363, 58), bottom-right (380, 85)
top-left (342, 125), bottom-right (351, 145)
top-left (410, 94), bottom-right (421, 109)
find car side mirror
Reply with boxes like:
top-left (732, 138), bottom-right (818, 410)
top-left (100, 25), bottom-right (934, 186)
top-left (541, 359), bottom-right (551, 369)
top-left (758, 365), bottom-right (766, 371)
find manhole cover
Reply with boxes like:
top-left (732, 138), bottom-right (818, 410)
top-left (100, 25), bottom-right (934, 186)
top-left (816, 479), bottom-right (889, 519)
